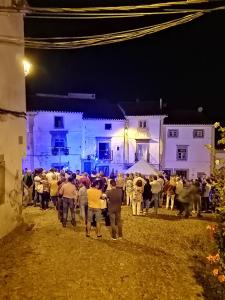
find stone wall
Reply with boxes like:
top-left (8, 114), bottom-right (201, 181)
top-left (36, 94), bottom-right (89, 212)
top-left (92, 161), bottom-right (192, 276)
top-left (0, 5), bottom-right (26, 238)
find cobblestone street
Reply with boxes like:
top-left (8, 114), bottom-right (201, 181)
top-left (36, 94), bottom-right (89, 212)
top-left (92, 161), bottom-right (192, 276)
top-left (0, 206), bottom-right (214, 300)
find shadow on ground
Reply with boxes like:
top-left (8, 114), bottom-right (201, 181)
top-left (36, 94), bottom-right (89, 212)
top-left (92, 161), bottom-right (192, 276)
top-left (144, 213), bottom-right (218, 222)
top-left (96, 237), bottom-right (172, 258)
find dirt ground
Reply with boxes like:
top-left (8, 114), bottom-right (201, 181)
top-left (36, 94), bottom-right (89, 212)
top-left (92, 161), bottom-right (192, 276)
top-left (0, 206), bottom-right (215, 300)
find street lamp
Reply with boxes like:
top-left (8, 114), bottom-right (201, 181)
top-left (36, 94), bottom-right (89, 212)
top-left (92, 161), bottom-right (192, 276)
top-left (23, 59), bottom-right (32, 76)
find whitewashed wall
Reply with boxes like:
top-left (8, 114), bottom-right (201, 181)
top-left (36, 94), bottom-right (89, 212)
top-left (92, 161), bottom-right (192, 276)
top-left (0, 7), bottom-right (26, 238)
top-left (24, 112), bottom-right (83, 171)
top-left (126, 116), bottom-right (162, 167)
top-left (24, 114), bottom-right (126, 172)
top-left (163, 125), bottom-right (214, 178)
top-left (83, 119), bottom-right (125, 164)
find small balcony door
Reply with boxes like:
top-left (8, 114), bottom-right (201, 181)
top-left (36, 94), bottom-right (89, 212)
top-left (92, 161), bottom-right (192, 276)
top-left (136, 143), bottom-right (149, 161)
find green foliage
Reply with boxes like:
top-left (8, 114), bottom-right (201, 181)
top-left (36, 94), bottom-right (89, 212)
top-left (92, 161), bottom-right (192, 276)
top-left (210, 123), bottom-right (225, 276)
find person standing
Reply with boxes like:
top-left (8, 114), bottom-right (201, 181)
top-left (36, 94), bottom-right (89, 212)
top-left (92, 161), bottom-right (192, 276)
top-left (86, 181), bottom-right (103, 237)
top-left (106, 180), bottom-right (123, 240)
top-left (59, 177), bottom-right (78, 227)
top-left (34, 170), bottom-right (43, 207)
top-left (22, 170), bottom-right (34, 206)
top-left (143, 179), bottom-right (152, 214)
top-left (132, 180), bottom-right (144, 216)
top-left (41, 174), bottom-right (50, 210)
top-left (125, 174), bottom-right (134, 206)
top-left (150, 176), bottom-right (161, 214)
top-left (202, 178), bottom-right (211, 212)
top-left (78, 182), bottom-right (88, 225)
top-left (166, 177), bottom-right (176, 210)
top-left (49, 174), bottom-right (58, 207)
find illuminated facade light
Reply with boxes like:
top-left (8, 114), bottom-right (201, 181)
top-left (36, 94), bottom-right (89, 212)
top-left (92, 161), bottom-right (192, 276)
top-left (23, 59), bottom-right (32, 76)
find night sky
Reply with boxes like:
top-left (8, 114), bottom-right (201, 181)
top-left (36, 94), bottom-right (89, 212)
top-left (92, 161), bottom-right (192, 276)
top-left (25, 0), bottom-right (225, 120)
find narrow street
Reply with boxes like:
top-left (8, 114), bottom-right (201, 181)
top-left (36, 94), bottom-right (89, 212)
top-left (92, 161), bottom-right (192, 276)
top-left (0, 206), bottom-right (214, 300)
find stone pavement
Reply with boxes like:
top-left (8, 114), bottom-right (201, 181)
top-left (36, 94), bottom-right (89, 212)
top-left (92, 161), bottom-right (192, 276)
top-left (0, 206), bottom-right (213, 300)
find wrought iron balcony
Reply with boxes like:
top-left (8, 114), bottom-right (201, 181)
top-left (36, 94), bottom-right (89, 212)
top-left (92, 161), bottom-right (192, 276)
top-left (98, 150), bottom-right (113, 160)
top-left (51, 147), bottom-right (69, 156)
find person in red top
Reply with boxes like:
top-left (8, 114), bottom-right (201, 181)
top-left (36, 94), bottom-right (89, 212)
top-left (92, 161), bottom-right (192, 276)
top-left (79, 172), bottom-right (91, 188)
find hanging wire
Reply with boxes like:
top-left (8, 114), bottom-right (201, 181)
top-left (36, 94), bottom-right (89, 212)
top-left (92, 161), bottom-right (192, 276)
top-left (24, 5), bottom-right (225, 20)
top-left (26, 0), bottom-right (213, 13)
top-left (24, 12), bottom-right (204, 49)
top-left (0, 1), bottom-right (224, 50)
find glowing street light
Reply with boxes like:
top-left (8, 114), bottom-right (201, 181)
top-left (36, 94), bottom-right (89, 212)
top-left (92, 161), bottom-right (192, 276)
top-left (23, 59), bottom-right (32, 76)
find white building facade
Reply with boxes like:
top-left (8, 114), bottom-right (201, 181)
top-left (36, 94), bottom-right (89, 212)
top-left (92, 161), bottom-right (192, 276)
top-left (162, 124), bottom-right (214, 179)
top-left (23, 95), bottom-right (166, 175)
top-left (24, 95), bottom-right (215, 178)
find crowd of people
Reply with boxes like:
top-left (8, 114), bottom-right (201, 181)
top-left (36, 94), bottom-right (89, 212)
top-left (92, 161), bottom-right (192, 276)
top-left (22, 168), bottom-right (219, 240)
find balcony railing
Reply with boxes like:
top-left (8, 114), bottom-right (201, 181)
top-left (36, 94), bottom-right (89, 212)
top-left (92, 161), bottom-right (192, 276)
top-left (98, 150), bottom-right (113, 160)
top-left (52, 147), bottom-right (69, 156)
top-left (135, 152), bottom-right (150, 163)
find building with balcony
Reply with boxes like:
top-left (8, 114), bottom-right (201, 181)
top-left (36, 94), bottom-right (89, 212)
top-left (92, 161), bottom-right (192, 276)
top-left (24, 94), bottom-right (214, 178)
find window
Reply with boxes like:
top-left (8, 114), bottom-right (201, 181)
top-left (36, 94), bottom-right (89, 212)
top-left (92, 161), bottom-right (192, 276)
top-left (168, 129), bottom-right (179, 138)
top-left (50, 130), bottom-right (68, 155)
top-left (193, 129), bottom-right (204, 138)
top-left (54, 116), bottom-right (64, 129)
top-left (54, 138), bottom-right (65, 148)
top-left (176, 145), bottom-right (188, 161)
top-left (175, 169), bottom-right (188, 179)
top-left (99, 142), bottom-right (111, 159)
top-left (105, 123), bottom-right (112, 130)
top-left (138, 120), bottom-right (147, 128)
top-left (163, 169), bottom-right (173, 177)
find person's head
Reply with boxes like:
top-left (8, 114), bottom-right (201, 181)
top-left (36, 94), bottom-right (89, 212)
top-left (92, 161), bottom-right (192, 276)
top-left (145, 178), bottom-right (150, 184)
top-left (194, 180), bottom-right (200, 187)
top-left (153, 175), bottom-right (157, 181)
top-left (68, 176), bottom-right (73, 183)
top-left (42, 174), bottom-right (47, 180)
top-left (206, 178), bottom-right (211, 184)
top-left (27, 170), bottom-right (32, 175)
top-left (136, 180), bottom-right (142, 187)
top-left (110, 179), bottom-right (116, 188)
top-left (76, 170), bottom-right (80, 175)
top-left (80, 181), bottom-right (87, 188)
top-left (92, 180), bottom-right (100, 189)
top-left (52, 174), bottom-right (57, 180)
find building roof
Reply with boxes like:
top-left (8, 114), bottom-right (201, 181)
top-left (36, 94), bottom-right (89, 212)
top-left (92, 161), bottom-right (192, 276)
top-left (26, 95), bottom-right (125, 120)
top-left (119, 101), bottom-right (164, 116)
top-left (163, 109), bottom-right (212, 125)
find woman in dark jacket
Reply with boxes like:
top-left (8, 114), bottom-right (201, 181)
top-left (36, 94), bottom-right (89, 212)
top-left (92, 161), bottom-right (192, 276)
top-left (143, 179), bottom-right (152, 214)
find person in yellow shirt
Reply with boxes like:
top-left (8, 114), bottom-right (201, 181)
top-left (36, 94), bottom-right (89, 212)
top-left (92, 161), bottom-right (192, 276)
top-left (86, 181), bottom-right (102, 238)
top-left (49, 174), bottom-right (58, 207)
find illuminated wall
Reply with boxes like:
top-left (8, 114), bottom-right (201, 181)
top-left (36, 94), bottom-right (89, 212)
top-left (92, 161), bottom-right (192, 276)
top-left (125, 115), bottom-right (162, 167)
top-left (163, 125), bottom-right (214, 178)
top-left (24, 112), bottom-right (83, 171)
top-left (0, 4), bottom-right (26, 238)
top-left (24, 113), bottom-right (126, 173)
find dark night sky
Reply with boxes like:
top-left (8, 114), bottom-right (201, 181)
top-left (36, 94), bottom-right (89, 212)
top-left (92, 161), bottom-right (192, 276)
top-left (25, 0), bottom-right (225, 119)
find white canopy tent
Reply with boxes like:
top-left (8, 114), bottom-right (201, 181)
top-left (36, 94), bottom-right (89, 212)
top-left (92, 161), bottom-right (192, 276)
top-left (125, 159), bottom-right (159, 176)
